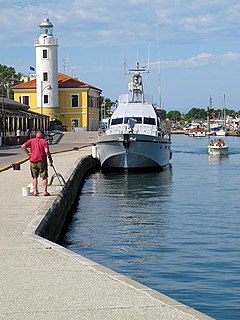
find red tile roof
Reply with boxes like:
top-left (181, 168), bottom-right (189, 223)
top-left (12, 73), bottom-right (102, 92)
top-left (12, 78), bottom-right (36, 89)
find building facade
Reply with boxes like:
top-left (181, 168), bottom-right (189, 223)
top-left (12, 73), bottom-right (101, 131)
top-left (0, 97), bottom-right (49, 146)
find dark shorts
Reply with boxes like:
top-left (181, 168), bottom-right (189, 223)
top-left (30, 162), bottom-right (48, 179)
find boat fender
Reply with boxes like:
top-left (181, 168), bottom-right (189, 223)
top-left (92, 143), bottom-right (98, 159)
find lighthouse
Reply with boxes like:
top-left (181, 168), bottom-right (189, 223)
top-left (35, 18), bottom-right (59, 118)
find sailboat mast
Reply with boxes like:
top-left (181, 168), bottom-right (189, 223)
top-left (223, 94), bottom-right (226, 131)
top-left (221, 93), bottom-right (226, 131)
top-left (157, 25), bottom-right (162, 108)
top-left (207, 95), bottom-right (212, 133)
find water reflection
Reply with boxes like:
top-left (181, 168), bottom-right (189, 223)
top-left (208, 154), bottom-right (229, 163)
top-left (64, 168), bottom-right (173, 272)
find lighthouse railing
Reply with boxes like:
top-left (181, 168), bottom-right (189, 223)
top-left (34, 38), bottom-right (59, 45)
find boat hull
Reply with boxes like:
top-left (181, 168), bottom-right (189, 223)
top-left (208, 145), bottom-right (228, 155)
top-left (96, 133), bottom-right (171, 170)
top-left (215, 129), bottom-right (226, 136)
top-left (189, 130), bottom-right (206, 137)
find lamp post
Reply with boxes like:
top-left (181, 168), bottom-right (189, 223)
top-left (40, 81), bottom-right (52, 130)
top-left (101, 98), bottom-right (106, 122)
top-left (1, 68), bottom-right (5, 145)
top-left (40, 81), bottom-right (52, 114)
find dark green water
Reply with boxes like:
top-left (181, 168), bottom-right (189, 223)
top-left (64, 135), bottom-right (240, 320)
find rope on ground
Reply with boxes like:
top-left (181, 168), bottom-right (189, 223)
top-left (0, 144), bottom-right (92, 173)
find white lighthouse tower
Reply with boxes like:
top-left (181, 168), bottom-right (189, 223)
top-left (35, 18), bottom-right (59, 118)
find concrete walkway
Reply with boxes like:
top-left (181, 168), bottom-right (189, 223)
top-left (0, 132), bottom-right (214, 320)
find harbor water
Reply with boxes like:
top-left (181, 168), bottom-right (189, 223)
top-left (64, 135), bottom-right (240, 320)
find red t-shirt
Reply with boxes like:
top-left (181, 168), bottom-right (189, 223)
top-left (24, 137), bottom-right (49, 163)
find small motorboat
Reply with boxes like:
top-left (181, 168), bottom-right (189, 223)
top-left (208, 139), bottom-right (228, 155)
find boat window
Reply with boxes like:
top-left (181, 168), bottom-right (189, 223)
top-left (144, 117), bottom-right (156, 125)
top-left (124, 117), bottom-right (142, 124)
top-left (111, 118), bottom-right (123, 125)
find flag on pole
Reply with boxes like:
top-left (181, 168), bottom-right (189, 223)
top-left (30, 66), bottom-right (35, 71)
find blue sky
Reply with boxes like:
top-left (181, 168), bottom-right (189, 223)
top-left (1, 0), bottom-right (240, 112)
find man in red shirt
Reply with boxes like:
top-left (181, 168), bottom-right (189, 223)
top-left (21, 130), bottom-right (53, 196)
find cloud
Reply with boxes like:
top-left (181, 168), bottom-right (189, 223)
top-left (67, 51), bottom-right (240, 76)
top-left (1, 0), bottom-right (240, 48)
top-left (149, 51), bottom-right (240, 69)
top-left (1, 1), bottom-right (240, 78)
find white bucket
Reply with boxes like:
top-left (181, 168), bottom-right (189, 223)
top-left (27, 183), bottom-right (34, 193)
top-left (22, 186), bottom-right (30, 196)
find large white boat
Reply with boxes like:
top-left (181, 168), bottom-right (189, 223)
top-left (95, 62), bottom-right (172, 171)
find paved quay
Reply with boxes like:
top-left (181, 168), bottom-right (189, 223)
top-left (0, 132), bottom-right (214, 320)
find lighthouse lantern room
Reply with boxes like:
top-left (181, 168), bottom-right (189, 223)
top-left (40, 18), bottom-right (53, 36)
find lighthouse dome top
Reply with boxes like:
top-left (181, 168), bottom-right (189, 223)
top-left (39, 18), bottom-right (54, 36)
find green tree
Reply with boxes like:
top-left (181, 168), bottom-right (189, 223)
top-left (167, 110), bottom-right (181, 121)
top-left (158, 109), bottom-right (167, 120)
top-left (99, 96), bottom-right (116, 119)
top-left (210, 108), bottom-right (237, 119)
top-left (209, 108), bottom-right (221, 119)
top-left (0, 64), bottom-right (23, 99)
top-left (226, 109), bottom-right (237, 116)
top-left (185, 108), bottom-right (207, 121)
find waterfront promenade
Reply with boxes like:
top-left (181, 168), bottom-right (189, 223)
top-left (0, 132), bottom-right (213, 320)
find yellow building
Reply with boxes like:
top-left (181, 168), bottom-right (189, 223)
top-left (12, 73), bottom-right (102, 131)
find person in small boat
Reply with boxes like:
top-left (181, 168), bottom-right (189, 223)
top-left (209, 140), bottom-right (214, 146)
top-left (216, 139), bottom-right (222, 146)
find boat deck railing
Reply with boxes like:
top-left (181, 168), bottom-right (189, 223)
top-left (98, 126), bottom-right (171, 141)
top-left (118, 94), bottom-right (155, 105)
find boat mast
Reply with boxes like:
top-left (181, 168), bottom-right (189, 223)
top-left (221, 93), bottom-right (226, 131)
top-left (157, 25), bottom-right (162, 108)
top-left (207, 95), bottom-right (212, 133)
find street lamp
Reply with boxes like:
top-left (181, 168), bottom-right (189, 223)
top-left (1, 67), bottom-right (14, 145)
top-left (40, 81), bottom-right (52, 130)
top-left (101, 98), bottom-right (106, 122)
top-left (40, 81), bottom-right (52, 114)
top-left (1, 68), bottom-right (5, 145)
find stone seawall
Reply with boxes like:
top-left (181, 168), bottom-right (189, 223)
top-left (35, 155), bottom-right (100, 242)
